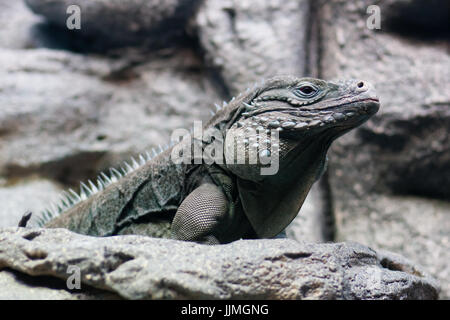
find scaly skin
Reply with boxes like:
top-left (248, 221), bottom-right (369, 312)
top-left (37, 76), bottom-right (380, 244)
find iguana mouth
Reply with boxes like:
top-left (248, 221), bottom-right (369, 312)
top-left (235, 96), bottom-right (379, 134)
top-left (229, 96), bottom-right (379, 139)
top-left (318, 97), bottom-right (380, 115)
top-left (249, 97), bottom-right (379, 117)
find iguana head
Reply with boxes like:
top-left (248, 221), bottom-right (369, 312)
top-left (222, 76), bottom-right (379, 180)
top-left (215, 76), bottom-right (379, 238)
top-left (243, 76), bottom-right (379, 133)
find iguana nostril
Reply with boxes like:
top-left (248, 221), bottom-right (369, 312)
top-left (355, 81), bottom-right (368, 92)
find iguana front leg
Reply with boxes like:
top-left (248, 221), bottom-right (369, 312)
top-left (171, 183), bottom-right (228, 245)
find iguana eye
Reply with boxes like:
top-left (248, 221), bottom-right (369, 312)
top-left (299, 86), bottom-right (315, 94)
top-left (294, 84), bottom-right (318, 98)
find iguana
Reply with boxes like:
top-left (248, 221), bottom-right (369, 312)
top-left (27, 76), bottom-right (379, 244)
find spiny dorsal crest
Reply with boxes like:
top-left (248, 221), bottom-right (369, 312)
top-left (35, 147), bottom-right (162, 226)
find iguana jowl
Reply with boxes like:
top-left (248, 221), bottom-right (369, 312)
top-left (32, 76), bottom-right (380, 244)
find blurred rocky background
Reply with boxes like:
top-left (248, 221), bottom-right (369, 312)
top-left (0, 0), bottom-right (448, 299)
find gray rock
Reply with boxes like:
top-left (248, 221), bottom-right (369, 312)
top-left (0, 47), bottom-right (221, 186)
top-left (0, 269), bottom-right (77, 300)
top-left (0, 178), bottom-right (62, 228)
top-left (0, 0), bottom-right (82, 51)
top-left (0, 269), bottom-right (119, 299)
top-left (333, 194), bottom-right (450, 300)
top-left (318, 0), bottom-right (450, 298)
top-left (0, 227), bottom-right (439, 299)
top-left (320, 0), bottom-right (450, 198)
top-left (0, 0), bottom-right (44, 49)
top-left (195, 0), bottom-right (309, 94)
top-left (380, 0), bottom-right (450, 37)
top-left (24, 0), bottom-right (200, 49)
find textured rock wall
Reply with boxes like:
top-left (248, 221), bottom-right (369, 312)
top-left (318, 0), bottom-right (450, 298)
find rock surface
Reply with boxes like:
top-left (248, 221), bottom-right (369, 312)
top-left (0, 269), bottom-right (119, 300)
top-left (0, 178), bottom-right (62, 228)
top-left (25, 0), bottom-right (200, 49)
top-left (331, 194), bottom-right (450, 298)
top-left (195, 0), bottom-right (309, 94)
top-left (319, 0), bottom-right (450, 298)
top-left (0, 0), bottom-right (43, 49)
top-left (321, 0), bottom-right (450, 198)
top-left (0, 47), bottom-right (220, 187)
top-left (0, 227), bottom-right (439, 299)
